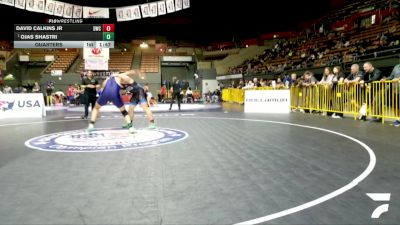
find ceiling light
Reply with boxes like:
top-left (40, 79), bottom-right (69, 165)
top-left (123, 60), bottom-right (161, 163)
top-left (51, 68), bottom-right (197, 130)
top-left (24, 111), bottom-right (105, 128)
top-left (140, 42), bottom-right (148, 48)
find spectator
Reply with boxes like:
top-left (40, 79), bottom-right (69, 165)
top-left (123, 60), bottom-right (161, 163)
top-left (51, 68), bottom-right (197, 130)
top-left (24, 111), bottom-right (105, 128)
top-left (331, 66), bottom-right (345, 118)
top-left (318, 67), bottom-right (334, 85)
top-left (344, 64), bottom-right (364, 85)
top-left (185, 87), bottom-right (193, 103)
top-left (298, 71), bottom-right (317, 113)
top-left (67, 84), bottom-right (75, 105)
top-left (32, 82), bottom-right (40, 93)
top-left (361, 62), bottom-right (383, 122)
top-left (381, 64), bottom-right (400, 126)
top-left (160, 84), bottom-right (167, 103)
top-left (54, 89), bottom-right (65, 106)
top-left (45, 82), bottom-right (54, 106)
top-left (3, 85), bottom-right (13, 94)
top-left (344, 64), bottom-right (366, 120)
top-left (284, 73), bottom-right (299, 88)
top-left (211, 89), bottom-right (220, 103)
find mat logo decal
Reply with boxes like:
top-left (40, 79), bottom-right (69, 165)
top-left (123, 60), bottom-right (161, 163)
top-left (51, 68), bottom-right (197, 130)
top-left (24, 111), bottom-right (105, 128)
top-left (25, 127), bottom-right (188, 152)
top-left (367, 193), bottom-right (391, 219)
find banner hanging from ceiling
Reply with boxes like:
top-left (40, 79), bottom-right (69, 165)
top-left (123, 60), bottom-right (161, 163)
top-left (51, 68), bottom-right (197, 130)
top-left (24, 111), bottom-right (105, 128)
top-left (0, 0), bottom-right (190, 20)
top-left (83, 6), bottom-right (109, 18)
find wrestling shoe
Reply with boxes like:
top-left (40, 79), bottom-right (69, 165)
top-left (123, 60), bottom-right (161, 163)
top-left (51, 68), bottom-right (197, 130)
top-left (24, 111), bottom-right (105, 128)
top-left (391, 120), bottom-right (400, 127)
top-left (148, 123), bottom-right (157, 129)
top-left (125, 123), bottom-right (136, 133)
top-left (122, 123), bottom-right (132, 129)
top-left (86, 124), bottom-right (95, 134)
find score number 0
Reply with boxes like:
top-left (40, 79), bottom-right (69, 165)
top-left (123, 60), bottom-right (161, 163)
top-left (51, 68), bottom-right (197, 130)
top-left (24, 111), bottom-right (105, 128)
top-left (102, 24), bottom-right (114, 42)
top-left (103, 24), bottom-right (114, 32)
top-left (103, 24), bottom-right (114, 41)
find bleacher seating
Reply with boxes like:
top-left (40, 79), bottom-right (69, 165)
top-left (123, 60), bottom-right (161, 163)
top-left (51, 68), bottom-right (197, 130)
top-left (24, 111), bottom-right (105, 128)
top-left (0, 41), bottom-right (13, 51)
top-left (140, 52), bottom-right (159, 73)
top-left (202, 48), bottom-right (240, 60)
top-left (227, 2), bottom-right (400, 76)
top-left (77, 51), bottom-right (134, 73)
top-left (45, 50), bottom-right (79, 73)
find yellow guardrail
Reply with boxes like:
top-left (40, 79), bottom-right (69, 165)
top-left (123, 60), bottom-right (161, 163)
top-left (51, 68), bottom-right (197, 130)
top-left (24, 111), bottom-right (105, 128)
top-left (222, 81), bottom-right (400, 122)
top-left (221, 88), bottom-right (245, 104)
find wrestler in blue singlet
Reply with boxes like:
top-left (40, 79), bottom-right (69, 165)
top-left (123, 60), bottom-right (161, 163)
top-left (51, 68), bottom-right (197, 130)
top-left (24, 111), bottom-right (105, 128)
top-left (96, 76), bottom-right (124, 108)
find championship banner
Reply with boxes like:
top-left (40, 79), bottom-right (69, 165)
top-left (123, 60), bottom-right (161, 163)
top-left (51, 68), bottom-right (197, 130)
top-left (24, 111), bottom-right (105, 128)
top-left (25, 0), bottom-right (44, 13)
top-left (84, 58), bottom-right (108, 71)
top-left (73, 5), bottom-right (82, 18)
top-left (83, 47), bottom-right (109, 60)
top-left (62, 3), bottom-right (73, 18)
top-left (0, 0), bottom-right (14, 6)
top-left (140, 3), bottom-right (150, 18)
top-left (166, 0), bottom-right (175, 13)
top-left (83, 6), bottom-right (109, 18)
top-left (44, 0), bottom-right (55, 15)
top-left (53, 1), bottom-right (64, 17)
top-left (175, 0), bottom-right (182, 11)
top-left (157, 1), bottom-right (166, 15)
top-left (14, 0), bottom-right (25, 9)
top-left (116, 6), bottom-right (138, 21)
top-left (84, 47), bottom-right (109, 71)
top-left (116, 7), bottom-right (125, 21)
top-left (149, 2), bottom-right (157, 17)
top-left (25, 0), bottom-right (34, 11)
top-left (182, 0), bottom-right (190, 9)
top-left (34, 0), bottom-right (44, 12)
top-left (132, 6), bottom-right (141, 19)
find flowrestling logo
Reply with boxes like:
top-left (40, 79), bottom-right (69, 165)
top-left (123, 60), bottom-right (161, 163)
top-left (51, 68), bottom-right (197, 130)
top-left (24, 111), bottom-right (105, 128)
top-left (25, 127), bottom-right (188, 152)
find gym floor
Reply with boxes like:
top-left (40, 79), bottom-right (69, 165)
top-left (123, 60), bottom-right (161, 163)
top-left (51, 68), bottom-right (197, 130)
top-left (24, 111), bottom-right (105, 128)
top-left (0, 103), bottom-right (399, 225)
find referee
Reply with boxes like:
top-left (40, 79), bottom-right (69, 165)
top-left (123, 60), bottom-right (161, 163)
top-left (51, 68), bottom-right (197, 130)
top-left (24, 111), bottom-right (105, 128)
top-left (81, 70), bottom-right (100, 119)
top-left (169, 78), bottom-right (181, 111)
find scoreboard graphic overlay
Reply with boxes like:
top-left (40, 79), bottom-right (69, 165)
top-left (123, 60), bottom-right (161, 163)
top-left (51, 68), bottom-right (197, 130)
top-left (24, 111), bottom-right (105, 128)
top-left (14, 24), bottom-right (115, 48)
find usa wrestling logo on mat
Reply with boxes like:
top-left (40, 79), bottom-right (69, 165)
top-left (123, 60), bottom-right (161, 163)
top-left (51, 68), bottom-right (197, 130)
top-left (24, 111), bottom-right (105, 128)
top-left (25, 128), bottom-right (188, 152)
